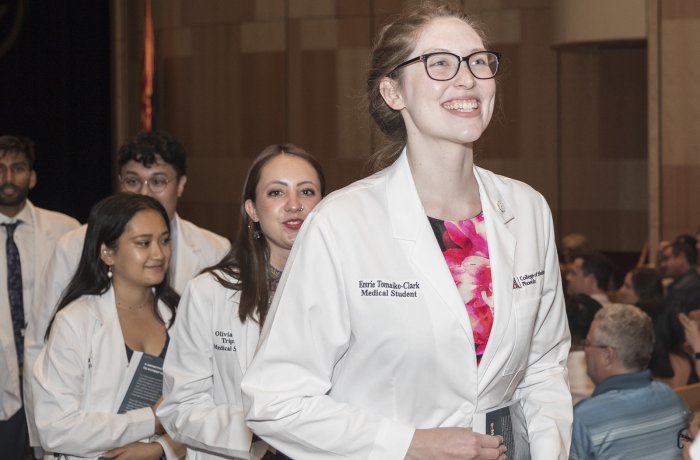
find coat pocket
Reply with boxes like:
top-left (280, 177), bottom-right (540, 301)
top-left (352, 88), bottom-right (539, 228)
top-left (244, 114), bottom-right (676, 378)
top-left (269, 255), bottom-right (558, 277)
top-left (501, 297), bottom-right (540, 375)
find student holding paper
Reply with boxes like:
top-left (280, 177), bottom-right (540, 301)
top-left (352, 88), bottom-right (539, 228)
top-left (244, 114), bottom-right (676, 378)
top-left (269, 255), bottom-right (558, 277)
top-left (241, 2), bottom-right (571, 459)
top-left (157, 144), bottom-right (325, 459)
top-left (32, 193), bottom-right (184, 459)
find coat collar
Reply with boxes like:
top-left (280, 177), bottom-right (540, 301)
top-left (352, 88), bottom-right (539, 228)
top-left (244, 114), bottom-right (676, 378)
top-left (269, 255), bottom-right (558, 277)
top-left (386, 148), bottom-right (514, 241)
top-left (592, 370), bottom-right (652, 397)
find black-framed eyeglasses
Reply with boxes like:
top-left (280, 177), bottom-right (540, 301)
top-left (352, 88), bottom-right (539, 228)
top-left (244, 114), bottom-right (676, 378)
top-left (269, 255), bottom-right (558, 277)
top-left (120, 175), bottom-right (171, 193)
top-left (582, 339), bottom-right (611, 349)
top-left (388, 51), bottom-right (501, 81)
top-left (678, 428), bottom-right (694, 449)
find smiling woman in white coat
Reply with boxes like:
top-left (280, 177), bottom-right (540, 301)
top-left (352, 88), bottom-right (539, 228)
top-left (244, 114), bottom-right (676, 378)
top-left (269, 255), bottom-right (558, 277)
top-left (157, 144), bottom-right (325, 459)
top-left (241, 3), bottom-right (572, 460)
top-left (32, 194), bottom-right (184, 459)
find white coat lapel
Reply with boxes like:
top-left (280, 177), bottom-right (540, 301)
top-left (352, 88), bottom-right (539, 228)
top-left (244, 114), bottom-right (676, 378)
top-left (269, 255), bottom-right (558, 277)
top-left (28, 203), bottom-right (47, 281)
top-left (473, 167), bottom-right (516, 378)
top-left (242, 317), bottom-right (259, 373)
top-left (386, 151), bottom-right (473, 340)
top-left (89, 288), bottom-right (129, 412)
top-left (29, 202), bottom-right (58, 308)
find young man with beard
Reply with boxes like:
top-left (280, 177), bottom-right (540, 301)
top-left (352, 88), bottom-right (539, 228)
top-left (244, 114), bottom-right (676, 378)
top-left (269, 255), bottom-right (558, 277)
top-left (0, 135), bottom-right (80, 459)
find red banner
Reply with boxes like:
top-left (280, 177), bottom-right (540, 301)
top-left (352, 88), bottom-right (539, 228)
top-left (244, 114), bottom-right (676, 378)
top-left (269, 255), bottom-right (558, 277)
top-left (140, 0), bottom-right (154, 131)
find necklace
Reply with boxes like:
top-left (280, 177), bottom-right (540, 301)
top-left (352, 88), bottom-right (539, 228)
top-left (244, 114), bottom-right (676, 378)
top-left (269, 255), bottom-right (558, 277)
top-left (268, 265), bottom-right (283, 279)
top-left (116, 299), bottom-right (151, 311)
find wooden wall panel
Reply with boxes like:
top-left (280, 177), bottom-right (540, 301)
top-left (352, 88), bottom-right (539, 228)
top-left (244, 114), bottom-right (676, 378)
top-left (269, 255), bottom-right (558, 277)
top-left (656, 2), bottom-right (700, 243)
top-left (661, 0), bottom-right (700, 18)
top-left (661, 20), bottom-right (700, 166)
top-left (190, 25), bottom-right (241, 159)
top-left (599, 47), bottom-right (647, 160)
top-left (160, 57), bottom-right (194, 151)
top-left (561, 209), bottom-right (648, 253)
top-left (240, 52), bottom-right (288, 156)
top-left (113, 0), bottom-right (676, 255)
top-left (558, 46), bottom-right (648, 252)
top-left (661, 165), bottom-right (700, 240)
top-left (475, 42), bottom-right (519, 161)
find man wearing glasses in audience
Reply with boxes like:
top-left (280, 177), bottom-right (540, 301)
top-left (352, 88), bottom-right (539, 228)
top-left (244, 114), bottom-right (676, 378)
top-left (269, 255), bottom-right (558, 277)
top-left (23, 130), bottom-right (230, 457)
top-left (570, 304), bottom-right (688, 459)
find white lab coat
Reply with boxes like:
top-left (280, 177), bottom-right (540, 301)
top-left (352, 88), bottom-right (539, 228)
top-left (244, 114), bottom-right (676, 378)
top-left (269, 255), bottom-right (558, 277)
top-left (691, 436), bottom-right (700, 459)
top-left (242, 151), bottom-right (572, 459)
top-left (158, 271), bottom-right (267, 460)
top-left (24, 213), bottom-right (230, 445)
top-left (0, 201), bottom-right (79, 421)
top-left (32, 286), bottom-right (181, 459)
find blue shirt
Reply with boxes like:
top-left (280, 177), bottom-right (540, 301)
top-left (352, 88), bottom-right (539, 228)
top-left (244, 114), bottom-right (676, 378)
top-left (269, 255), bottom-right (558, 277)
top-left (570, 370), bottom-right (688, 460)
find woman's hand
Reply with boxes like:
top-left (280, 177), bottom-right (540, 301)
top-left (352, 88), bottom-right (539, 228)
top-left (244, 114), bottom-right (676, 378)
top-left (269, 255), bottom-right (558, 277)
top-left (102, 441), bottom-right (164, 459)
top-left (405, 427), bottom-right (506, 460)
top-left (151, 397), bottom-right (164, 435)
top-left (679, 313), bottom-right (700, 353)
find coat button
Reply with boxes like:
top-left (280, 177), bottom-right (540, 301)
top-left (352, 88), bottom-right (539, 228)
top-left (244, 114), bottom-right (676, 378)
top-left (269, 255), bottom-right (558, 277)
top-left (497, 200), bottom-right (505, 213)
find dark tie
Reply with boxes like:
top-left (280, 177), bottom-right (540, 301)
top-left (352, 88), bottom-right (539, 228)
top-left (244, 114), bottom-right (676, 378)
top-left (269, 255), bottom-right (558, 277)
top-left (2, 222), bottom-right (24, 368)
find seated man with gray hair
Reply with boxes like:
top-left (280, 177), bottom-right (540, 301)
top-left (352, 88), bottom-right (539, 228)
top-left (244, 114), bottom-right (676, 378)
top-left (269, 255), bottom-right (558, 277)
top-left (570, 304), bottom-right (688, 460)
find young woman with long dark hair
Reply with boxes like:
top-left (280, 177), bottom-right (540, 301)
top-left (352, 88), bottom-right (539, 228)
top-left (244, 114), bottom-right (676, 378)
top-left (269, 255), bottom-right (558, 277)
top-left (33, 193), bottom-right (182, 459)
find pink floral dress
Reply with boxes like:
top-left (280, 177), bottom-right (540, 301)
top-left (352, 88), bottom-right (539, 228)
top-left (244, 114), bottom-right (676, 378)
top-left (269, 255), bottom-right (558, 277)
top-left (428, 212), bottom-right (494, 364)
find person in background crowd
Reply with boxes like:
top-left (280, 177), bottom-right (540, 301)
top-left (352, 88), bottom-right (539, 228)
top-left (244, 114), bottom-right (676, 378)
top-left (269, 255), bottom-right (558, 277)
top-left (659, 239), bottom-right (700, 313)
top-left (570, 304), bottom-right (688, 460)
top-left (616, 267), bottom-right (666, 322)
top-left (559, 233), bottom-right (589, 293)
top-left (561, 233), bottom-right (589, 265)
top-left (32, 194), bottom-right (184, 459)
top-left (649, 309), bottom-right (699, 388)
top-left (566, 252), bottom-right (614, 306)
top-left (0, 135), bottom-right (80, 460)
top-left (566, 295), bottom-right (603, 405)
top-left (158, 145), bottom-right (325, 460)
top-left (242, 2), bottom-right (570, 458)
top-left (679, 311), bottom-right (700, 387)
top-left (680, 411), bottom-right (700, 460)
top-left (676, 234), bottom-right (698, 253)
top-left (23, 131), bottom-right (230, 452)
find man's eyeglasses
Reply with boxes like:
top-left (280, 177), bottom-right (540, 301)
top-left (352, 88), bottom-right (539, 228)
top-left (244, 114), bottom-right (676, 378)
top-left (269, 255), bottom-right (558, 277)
top-left (120, 175), bottom-right (171, 193)
top-left (388, 51), bottom-right (501, 81)
top-left (678, 428), bottom-right (694, 449)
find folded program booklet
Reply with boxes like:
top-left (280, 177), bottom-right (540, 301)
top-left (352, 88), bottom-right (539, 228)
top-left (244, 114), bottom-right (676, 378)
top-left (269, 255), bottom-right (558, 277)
top-left (473, 399), bottom-right (530, 460)
top-left (116, 351), bottom-right (164, 414)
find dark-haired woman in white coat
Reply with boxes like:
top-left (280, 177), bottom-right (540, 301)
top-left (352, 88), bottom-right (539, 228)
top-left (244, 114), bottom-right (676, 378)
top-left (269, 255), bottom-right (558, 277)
top-left (158, 145), bottom-right (325, 459)
top-left (33, 194), bottom-right (183, 459)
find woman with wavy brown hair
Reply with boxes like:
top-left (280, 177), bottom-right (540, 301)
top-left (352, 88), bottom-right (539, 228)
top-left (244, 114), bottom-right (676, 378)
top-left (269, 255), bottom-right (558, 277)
top-left (158, 144), bottom-right (325, 460)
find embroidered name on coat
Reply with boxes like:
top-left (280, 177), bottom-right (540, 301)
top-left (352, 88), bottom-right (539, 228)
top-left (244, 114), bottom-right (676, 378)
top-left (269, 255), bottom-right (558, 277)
top-left (214, 330), bottom-right (236, 351)
top-left (358, 280), bottom-right (420, 298)
top-left (513, 270), bottom-right (545, 289)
